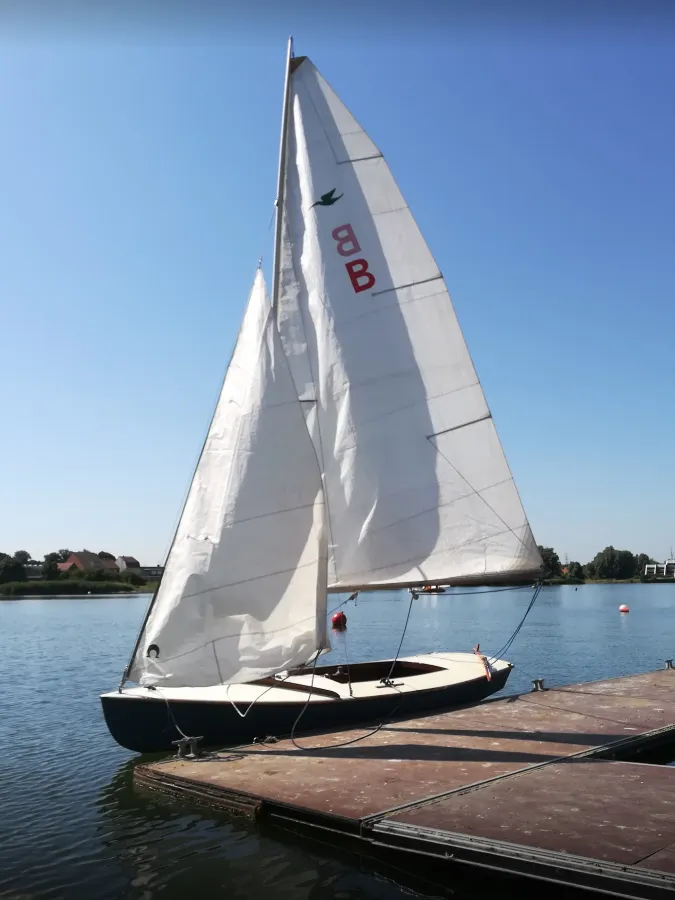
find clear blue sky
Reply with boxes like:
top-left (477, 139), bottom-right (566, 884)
top-left (1, 3), bottom-right (673, 566)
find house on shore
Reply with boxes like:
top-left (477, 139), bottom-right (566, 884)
top-left (116, 555), bottom-right (141, 573)
top-left (58, 551), bottom-right (119, 577)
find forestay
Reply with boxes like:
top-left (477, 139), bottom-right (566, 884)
top-left (129, 271), bottom-right (328, 687)
top-left (277, 57), bottom-right (542, 591)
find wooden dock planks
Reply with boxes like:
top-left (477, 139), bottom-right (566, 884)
top-left (136, 668), bottom-right (675, 897)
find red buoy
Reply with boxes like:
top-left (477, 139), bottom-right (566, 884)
top-left (331, 610), bottom-right (347, 631)
top-left (619, 604), bottom-right (629, 613)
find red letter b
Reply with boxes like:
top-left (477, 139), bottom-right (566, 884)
top-left (346, 259), bottom-right (376, 293)
top-left (332, 224), bottom-right (361, 257)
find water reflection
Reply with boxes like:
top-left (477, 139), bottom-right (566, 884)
top-left (95, 761), bottom-right (447, 900)
top-left (96, 759), bottom-right (590, 900)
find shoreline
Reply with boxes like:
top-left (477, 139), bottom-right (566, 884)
top-left (2, 579), bottom-right (674, 599)
top-left (544, 577), bottom-right (674, 585)
top-left (0, 579), bottom-right (159, 598)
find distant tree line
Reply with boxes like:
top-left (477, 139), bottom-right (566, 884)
top-left (537, 546), bottom-right (657, 583)
top-left (0, 549), bottom-right (147, 586)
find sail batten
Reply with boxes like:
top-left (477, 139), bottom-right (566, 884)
top-left (371, 276), bottom-right (444, 297)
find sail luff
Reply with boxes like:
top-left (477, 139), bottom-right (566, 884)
top-left (118, 269), bottom-right (259, 689)
top-left (271, 36), bottom-right (294, 317)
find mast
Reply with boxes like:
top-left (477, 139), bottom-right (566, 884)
top-left (271, 36), bottom-right (294, 316)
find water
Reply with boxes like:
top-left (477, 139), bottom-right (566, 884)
top-left (1, 583), bottom-right (675, 899)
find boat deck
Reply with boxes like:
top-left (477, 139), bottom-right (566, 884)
top-left (114, 652), bottom-right (506, 704)
top-left (136, 668), bottom-right (675, 898)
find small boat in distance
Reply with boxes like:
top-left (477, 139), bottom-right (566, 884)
top-left (101, 39), bottom-right (543, 754)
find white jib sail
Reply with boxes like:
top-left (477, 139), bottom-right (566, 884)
top-left (129, 270), bottom-right (329, 687)
top-left (277, 57), bottom-right (542, 590)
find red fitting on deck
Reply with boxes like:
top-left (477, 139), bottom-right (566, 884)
top-left (473, 643), bottom-right (492, 681)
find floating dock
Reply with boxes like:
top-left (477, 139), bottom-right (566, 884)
top-left (136, 668), bottom-right (675, 898)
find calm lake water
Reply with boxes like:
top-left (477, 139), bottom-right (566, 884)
top-left (2, 584), bottom-right (675, 899)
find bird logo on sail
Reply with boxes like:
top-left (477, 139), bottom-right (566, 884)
top-left (311, 188), bottom-right (343, 208)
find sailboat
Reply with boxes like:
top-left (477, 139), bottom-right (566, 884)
top-left (101, 40), bottom-right (543, 754)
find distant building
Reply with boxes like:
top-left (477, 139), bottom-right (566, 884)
top-left (58, 551), bottom-right (119, 576)
top-left (140, 565), bottom-right (164, 579)
top-left (24, 562), bottom-right (44, 580)
top-left (644, 560), bottom-right (675, 578)
top-left (116, 556), bottom-right (141, 572)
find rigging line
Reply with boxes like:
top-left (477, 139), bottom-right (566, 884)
top-left (488, 584), bottom-right (540, 662)
top-left (339, 628), bottom-right (353, 697)
top-left (179, 597), bottom-right (362, 741)
top-left (225, 675), bottom-right (290, 719)
top-left (288, 591), bottom-right (416, 752)
top-left (384, 590), bottom-right (415, 683)
top-left (487, 583), bottom-right (542, 665)
top-left (288, 653), bottom-right (406, 753)
top-left (328, 586), bottom-right (532, 617)
top-left (152, 687), bottom-right (190, 741)
top-left (439, 584), bottom-right (535, 597)
top-left (514, 663), bottom-right (548, 684)
top-left (139, 608), bottom-right (360, 753)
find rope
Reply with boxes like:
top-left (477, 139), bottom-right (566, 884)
top-left (288, 652), bottom-right (405, 752)
top-left (152, 686), bottom-right (190, 741)
top-left (487, 582), bottom-right (542, 665)
top-left (225, 677), bottom-right (289, 718)
top-left (339, 628), bottom-right (353, 697)
top-left (384, 590), bottom-right (415, 683)
top-left (156, 583), bottom-right (539, 755)
top-left (288, 590), bottom-right (416, 752)
top-left (154, 675), bottom-right (291, 752)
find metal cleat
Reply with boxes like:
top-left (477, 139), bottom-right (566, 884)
top-left (172, 736), bottom-right (203, 759)
top-left (531, 678), bottom-right (546, 692)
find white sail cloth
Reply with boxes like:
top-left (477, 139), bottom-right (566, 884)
top-left (127, 53), bottom-right (541, 691)
top-left (129, 271), bottom-right (328, 687)
top-left (277, 58), bottom-right (542, 590)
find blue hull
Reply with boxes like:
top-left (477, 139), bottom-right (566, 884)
top-left (101, 665), bottom-right (511, 754)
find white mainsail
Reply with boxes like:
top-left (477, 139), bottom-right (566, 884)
top-left (277, 56), bottom-right (542, 591)
top-left (129, 270), bottom-right (328, 687)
